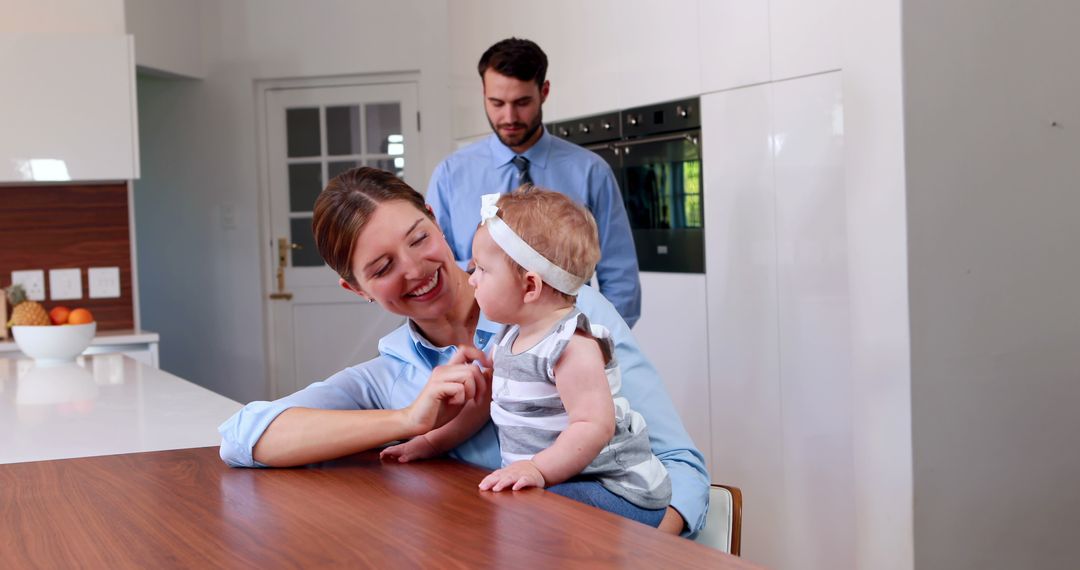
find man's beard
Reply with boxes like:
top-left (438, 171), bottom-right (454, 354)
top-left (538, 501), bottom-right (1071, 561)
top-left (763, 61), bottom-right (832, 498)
top-left (489, 109), bottom-right (544, 149)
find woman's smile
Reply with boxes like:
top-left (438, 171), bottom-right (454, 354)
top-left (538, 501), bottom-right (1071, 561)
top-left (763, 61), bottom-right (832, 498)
top-left (405, 270), bottom-right (442, 299)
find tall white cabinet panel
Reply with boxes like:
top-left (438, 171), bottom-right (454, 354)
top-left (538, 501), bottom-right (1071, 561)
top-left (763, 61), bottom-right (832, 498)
top-left (771, 71), bottom-right (853, 570)
top-left (0, 34), bottom-right (138, 182)
top-left (633, 272), bottom-right (712, 468)
top-left (699, 0), bottom-right (771, 93)
top-left (769, 0), bottom-right (842, 81)
top-left (513, 0), bottom-right (621, 122)
top-left (703, 72), bottom-right (850, 568)
top-left (701, 84), bottom-right (786, 566)
top-left (613, 0), bottom-right (702, 109)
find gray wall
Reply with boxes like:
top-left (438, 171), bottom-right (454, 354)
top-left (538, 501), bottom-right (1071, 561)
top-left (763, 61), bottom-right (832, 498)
top-left (904, 1), bottom-right (1080, 567)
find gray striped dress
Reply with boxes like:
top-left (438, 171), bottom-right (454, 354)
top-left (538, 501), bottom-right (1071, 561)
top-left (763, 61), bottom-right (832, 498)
top-left (490, 310), bottom-right (672, 510)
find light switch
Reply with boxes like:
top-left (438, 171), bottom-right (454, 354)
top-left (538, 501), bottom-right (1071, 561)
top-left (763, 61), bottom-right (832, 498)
top-left (88, 267), bottom-right (121, 299)
top-left (11, 270), bottom-right (46, 301)
top-left (49, 268), bottom-right (83, 300)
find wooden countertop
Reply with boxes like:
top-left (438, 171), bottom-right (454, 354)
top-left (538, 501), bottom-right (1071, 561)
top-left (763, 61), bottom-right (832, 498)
top-left (0, 447), bottom-right (760, 569)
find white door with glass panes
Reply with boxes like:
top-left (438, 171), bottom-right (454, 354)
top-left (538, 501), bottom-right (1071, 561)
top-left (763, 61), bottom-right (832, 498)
top-left (265, 82), bottom-right (419, 398)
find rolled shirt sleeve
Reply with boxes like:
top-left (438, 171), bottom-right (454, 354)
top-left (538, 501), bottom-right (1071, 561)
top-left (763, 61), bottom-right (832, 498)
top-left (218, 362), bottom-right (398, 468)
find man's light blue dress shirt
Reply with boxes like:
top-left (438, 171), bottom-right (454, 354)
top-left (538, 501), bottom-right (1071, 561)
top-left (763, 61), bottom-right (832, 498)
top-left (218, 286), bottom-right (708, 536)
top-left (426, 129), bottom-right (642, 328)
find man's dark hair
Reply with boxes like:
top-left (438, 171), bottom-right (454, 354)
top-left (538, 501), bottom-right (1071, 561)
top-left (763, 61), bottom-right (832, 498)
top-left (477, 38), bottom-right (548, 87)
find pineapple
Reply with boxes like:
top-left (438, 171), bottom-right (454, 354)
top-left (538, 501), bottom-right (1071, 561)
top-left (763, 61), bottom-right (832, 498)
top-left (6, 284), bottom-right (51, 327)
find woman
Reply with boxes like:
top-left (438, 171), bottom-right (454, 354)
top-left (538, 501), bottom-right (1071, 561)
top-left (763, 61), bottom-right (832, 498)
top-left (218, 167), bottom-right (709, 536)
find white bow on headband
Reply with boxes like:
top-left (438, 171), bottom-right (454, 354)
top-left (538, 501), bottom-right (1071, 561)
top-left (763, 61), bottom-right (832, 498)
top-left (479, 193), bottom-right (587, 295)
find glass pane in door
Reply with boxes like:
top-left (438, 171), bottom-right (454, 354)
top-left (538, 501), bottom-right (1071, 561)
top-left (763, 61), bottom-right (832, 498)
top-left (288, 163), bottom-right (323, 212)
top-left (326, 105), bottom-right (362, 156)
top-left (286, 108), bottom-right (321, 157)
top-left (289, 217), bottom-right (323, 267)
top-left (328, 160), bottom-right (361, 180)
top-left (366, 158), bottom-right (402, 177)
top-left (365, 103), bottom-right (402, 154)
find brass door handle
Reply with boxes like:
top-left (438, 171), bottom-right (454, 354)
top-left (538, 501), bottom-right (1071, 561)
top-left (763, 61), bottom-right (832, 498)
top-left (270, 237), bottom-right (301, 301)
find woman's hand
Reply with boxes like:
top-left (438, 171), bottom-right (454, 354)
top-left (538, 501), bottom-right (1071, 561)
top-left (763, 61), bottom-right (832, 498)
top-left (380, 435), bottom-right (439, 463)
top-left (402, 345), bottom-right (491, 436)
top-left (479, 460), bottom-right (547, 491)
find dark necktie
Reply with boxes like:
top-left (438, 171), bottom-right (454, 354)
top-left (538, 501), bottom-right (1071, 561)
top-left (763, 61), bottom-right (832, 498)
top-left (511, 155), bottom-right (533, 188)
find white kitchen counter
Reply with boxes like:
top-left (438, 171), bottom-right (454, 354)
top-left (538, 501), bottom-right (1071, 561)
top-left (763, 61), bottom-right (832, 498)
top-left (0, 353), bottom-right (241, 464)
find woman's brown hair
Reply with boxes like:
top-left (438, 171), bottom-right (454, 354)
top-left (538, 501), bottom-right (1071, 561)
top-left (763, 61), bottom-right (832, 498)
top-left (312, 167), bottom-right (433, 287)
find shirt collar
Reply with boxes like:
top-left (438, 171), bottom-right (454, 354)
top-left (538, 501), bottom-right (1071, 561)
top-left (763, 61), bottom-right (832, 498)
top-left (403, 310), bottom-right (505, 367)
top-left (487, 126), bottom-right (552, 171)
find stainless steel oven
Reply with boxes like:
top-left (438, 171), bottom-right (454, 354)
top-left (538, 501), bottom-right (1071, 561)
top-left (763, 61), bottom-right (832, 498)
top-left (549, 97), bottom-right (703, 273)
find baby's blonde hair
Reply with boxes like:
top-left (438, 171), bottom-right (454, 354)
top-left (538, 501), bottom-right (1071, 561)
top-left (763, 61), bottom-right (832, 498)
top-left (494, 186), bottom-right (601, 303)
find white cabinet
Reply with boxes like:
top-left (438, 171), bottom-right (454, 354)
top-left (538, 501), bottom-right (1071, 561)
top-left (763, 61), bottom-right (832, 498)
top-left (702, 72), bottom-right (851, 569)
top-left (702, 83), bottom-right (786, 564)
top-left (612, 0), bottom-right (701, 109)
top-left (699, 0), bottom-right (771, 93)
top-left (515, 0), bottom-right (622, 123)
top-left (632, 272), bottom-right (712, 467)
top-left (769, 0), bottom-right (843, 80)
top-left (0, 34), bottom-right (139, 182)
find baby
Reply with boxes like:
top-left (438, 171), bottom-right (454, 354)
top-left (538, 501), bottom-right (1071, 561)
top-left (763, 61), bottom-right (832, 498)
top-left (382, 187), bottom-right (671, 525)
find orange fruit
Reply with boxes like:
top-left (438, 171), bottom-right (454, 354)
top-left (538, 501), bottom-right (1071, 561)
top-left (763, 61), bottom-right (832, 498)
top-left (49, 306), bottom-right (71, 325)
top-left (68, 308), bottom-right (95, 325)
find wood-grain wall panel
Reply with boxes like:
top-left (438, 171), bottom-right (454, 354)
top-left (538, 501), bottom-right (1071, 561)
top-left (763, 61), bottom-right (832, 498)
top-left (0, 184), bottom-right (134, 331)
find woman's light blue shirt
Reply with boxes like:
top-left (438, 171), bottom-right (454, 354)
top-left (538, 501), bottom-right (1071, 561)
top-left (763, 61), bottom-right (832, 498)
top-left (218, 286), bottom-right (709, 535)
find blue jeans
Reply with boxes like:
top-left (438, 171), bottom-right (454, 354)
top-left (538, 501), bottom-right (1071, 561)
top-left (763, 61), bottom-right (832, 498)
top-left (547, 479), bottom-right (667, 527)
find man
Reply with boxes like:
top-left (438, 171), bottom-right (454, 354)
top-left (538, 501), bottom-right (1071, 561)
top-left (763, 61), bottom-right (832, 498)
top-left (427, 38), bottom-right (642, 328)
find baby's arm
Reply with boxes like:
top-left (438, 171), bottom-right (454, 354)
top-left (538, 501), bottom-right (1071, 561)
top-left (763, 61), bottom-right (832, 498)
top-left (480, 333), bottom-right (614, 490)
top-left (381, 366), bottom-right (492, 462)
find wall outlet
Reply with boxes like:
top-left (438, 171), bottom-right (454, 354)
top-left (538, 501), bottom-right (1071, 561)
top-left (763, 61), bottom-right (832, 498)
top-left (11, 270), bottom-right (46, 301)
top-left (49, 268), bottom-right (83, 301)
top-left (88, 267), bottom-right (121, 299)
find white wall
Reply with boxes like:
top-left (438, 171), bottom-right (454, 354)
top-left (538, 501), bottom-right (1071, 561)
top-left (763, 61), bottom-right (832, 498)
top-left (124, 0), bottom-right (204, 78)
top-left (903, 1), bottom-right (1080, 568)
top-left (131, 0), bottom-right (452, 402)
top-left (0, 0), bottom-right (125, 34)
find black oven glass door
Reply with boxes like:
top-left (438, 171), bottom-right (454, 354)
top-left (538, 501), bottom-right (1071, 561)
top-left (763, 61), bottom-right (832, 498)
top-left (615, 130), bottom-right (703, 273)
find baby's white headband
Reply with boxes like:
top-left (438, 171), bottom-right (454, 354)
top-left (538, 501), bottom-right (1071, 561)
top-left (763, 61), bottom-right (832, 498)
top-left (479, 193), bottom-right (587, 295)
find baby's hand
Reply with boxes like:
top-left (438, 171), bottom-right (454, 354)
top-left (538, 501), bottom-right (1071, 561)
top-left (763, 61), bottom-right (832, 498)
top-left (479, 460), bottom-right (546, 491)
top-left (379, 436), bottom-right (439, 463)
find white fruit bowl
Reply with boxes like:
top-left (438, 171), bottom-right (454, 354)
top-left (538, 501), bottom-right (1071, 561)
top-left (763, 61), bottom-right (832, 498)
top-left (12, 323), bottom-right (97, 364)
